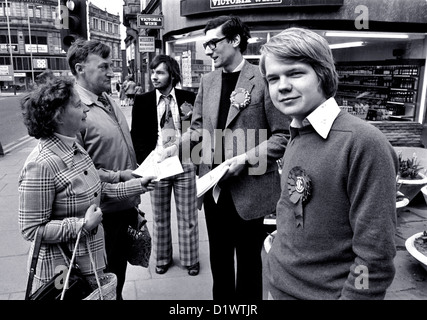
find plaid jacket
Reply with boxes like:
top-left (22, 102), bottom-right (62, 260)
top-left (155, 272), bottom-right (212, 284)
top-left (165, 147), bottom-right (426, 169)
top-left (18, 135), bottom-right (144, 289)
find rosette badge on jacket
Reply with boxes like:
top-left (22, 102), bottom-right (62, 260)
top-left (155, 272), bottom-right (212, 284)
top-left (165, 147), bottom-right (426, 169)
top-left (180, 101), bottom-right (193, 121)
top-left (230, 88), bottom-right (251, 110)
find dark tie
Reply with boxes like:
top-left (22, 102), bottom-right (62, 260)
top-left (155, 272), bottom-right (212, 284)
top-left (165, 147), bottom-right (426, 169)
top-left (98, 95), bottom-right (111, 110)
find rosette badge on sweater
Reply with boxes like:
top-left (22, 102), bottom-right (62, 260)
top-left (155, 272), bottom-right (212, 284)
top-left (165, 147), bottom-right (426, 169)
top-left (287, 166), bottom-right (312, 228)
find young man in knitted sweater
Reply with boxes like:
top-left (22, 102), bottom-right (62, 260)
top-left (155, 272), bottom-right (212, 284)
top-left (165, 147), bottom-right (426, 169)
top-left (259, 28), bottom-right (399, 300)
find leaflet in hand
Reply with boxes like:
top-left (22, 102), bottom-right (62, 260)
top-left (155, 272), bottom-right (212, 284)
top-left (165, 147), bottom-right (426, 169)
top-left (196, 162), bottom-right (230, 198)
top-left (132, 151), bottom-right (183, 181)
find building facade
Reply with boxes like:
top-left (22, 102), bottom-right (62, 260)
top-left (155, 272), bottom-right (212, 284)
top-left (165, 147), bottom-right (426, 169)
top-left (0, 0), bottom-right (65, 91)
top-left (89, 2), bottom-right (122, 93)
top-left (0, 0), bottom-right (122, 93)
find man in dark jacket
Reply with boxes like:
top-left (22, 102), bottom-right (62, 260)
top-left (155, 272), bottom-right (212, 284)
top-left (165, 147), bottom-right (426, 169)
top-left (131, 55), bottom-right (200, 276)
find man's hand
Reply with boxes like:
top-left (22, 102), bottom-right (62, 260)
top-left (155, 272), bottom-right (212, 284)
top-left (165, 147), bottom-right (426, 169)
top-left (158, 144), bottom-right (178, 162)
top-left (220, 153), bottom-right (248, 181)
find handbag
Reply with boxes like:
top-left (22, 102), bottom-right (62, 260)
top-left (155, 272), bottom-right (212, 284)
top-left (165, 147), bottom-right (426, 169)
top-left (126, 208), bottom-right (152, 268)
top-left (25, 225), bottom-right (117, 300)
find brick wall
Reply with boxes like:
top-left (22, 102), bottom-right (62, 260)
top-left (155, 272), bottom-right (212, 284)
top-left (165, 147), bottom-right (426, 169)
top-left (371, 122), bottom-right (424, 147)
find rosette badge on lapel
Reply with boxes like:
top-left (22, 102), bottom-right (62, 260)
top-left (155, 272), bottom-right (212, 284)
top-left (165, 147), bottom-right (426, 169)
top-left (179, 101), bottom-right (193, 121)
top-left (287, 166), bottom-right (312, 228)
top-left (230, 88), bottom-right (251, 110)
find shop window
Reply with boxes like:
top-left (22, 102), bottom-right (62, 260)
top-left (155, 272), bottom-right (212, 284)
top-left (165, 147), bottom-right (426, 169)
top-left (244, 31), bottom-right (268, 59)
top-left (322, 30), bottom-right (426, 122)
top-left (167, 30), bottom-right (212, 90)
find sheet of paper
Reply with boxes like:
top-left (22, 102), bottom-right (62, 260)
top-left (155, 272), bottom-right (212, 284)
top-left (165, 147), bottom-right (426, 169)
top-left (196, 162), bottom-right (229, 198)
top-left (132, 151), bottom-right (183, 181)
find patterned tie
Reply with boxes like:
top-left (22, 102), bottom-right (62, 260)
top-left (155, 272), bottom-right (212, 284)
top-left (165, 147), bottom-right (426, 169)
top-left (160, 95), bottom-right (173, 128)
top-left (160, 95), bottom-right (176, 147)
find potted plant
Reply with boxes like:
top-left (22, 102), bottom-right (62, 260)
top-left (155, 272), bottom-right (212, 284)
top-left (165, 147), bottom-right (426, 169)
top-left (396, 151), bottom-right (427, 203)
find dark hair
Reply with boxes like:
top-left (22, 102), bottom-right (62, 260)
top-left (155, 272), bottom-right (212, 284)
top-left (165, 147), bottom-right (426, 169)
top-left (260, 27), bottom-right (338, 98)
top-left (149, 54), bottom-right (182, 87)
top-left (204, 15), bottom-right (251, 53)
top-left (67, 39), bottom-right (111, 76)
top-left (21, 77), bottom-right (75, 139)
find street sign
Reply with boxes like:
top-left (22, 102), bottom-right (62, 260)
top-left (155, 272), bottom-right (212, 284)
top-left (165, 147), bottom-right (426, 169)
top-left (0, 65), bottom-right (13, 80)
top-left (137, 14), bottom-right (163, 29)
top-left (139, 36), bottom-right (155, 52)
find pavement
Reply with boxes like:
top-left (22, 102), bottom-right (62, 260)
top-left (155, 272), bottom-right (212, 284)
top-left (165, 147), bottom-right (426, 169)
top-left (1, 95), bottom-right (427, 301)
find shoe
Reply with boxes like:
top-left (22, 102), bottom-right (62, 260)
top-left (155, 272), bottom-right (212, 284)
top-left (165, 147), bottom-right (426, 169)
top-left (155, 261), bottom-right (172, 274)
top-left (187, 262), bottom-right (200, 276)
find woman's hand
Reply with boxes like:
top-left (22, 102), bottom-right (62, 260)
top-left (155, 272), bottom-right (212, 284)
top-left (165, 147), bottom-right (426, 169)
top-left (84, 204), bottom-right (103, 232)
top-left (140, 176), bottom-right (158, 192)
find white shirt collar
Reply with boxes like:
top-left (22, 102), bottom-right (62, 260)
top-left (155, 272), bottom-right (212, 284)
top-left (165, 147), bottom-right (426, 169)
top-left (223, 58), bottom-right (245, 73)
top-left (156, 88), bottom-right (177, 105)
top-left (290, 97), bottom-right (341, 139)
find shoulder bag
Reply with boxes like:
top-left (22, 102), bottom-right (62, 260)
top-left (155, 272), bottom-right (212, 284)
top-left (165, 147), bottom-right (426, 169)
top-left (126, 208), bottom-right (152, 268)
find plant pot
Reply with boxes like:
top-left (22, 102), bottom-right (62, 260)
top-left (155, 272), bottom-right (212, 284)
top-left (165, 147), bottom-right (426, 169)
top-left (398, 172), bottom-right (427, 203)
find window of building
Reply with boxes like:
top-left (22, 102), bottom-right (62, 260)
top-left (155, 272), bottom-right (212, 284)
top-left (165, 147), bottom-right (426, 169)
top-left (0, 2), bottom-right (11, 16)
top-left (93, 18), bottom-right (98, 30)
top-left (15, 57), bottom-right (23, 70)
top-left (51, 6), bottom-right (57, 20)
top-left (167, 29), bottom-right (427, 123)
top-left (22, 57), bottom-right (29, 70)
top-left (37, 36), bottom-right (47, 45)
top-left (108, 22), bottom-right (112, 33)
top-left (35, 6), bottom-right (42, 18)
top-left (114, 24), bottom-right (119, 35)
top-left (101, 21), bottom-right (105, 31)
top-left (25, 35), bottom-right (37, 45)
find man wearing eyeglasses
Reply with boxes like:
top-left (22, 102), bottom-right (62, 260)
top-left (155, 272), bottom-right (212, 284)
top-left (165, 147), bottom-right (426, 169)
top-left (174, 15), bottom-right (289, 300)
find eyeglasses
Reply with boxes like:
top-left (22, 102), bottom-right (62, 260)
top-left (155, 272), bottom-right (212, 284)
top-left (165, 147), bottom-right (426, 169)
top-left (202, 36), bottom-right (227, 50)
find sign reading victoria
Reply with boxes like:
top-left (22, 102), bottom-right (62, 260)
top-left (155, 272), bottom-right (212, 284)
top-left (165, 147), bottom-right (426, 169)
top-left (181, 0), bottom-right (343, 16)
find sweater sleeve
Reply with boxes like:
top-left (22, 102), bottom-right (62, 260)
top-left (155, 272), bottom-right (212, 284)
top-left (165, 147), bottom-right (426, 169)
top-left (340, 129), bottom-right (398, 299)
